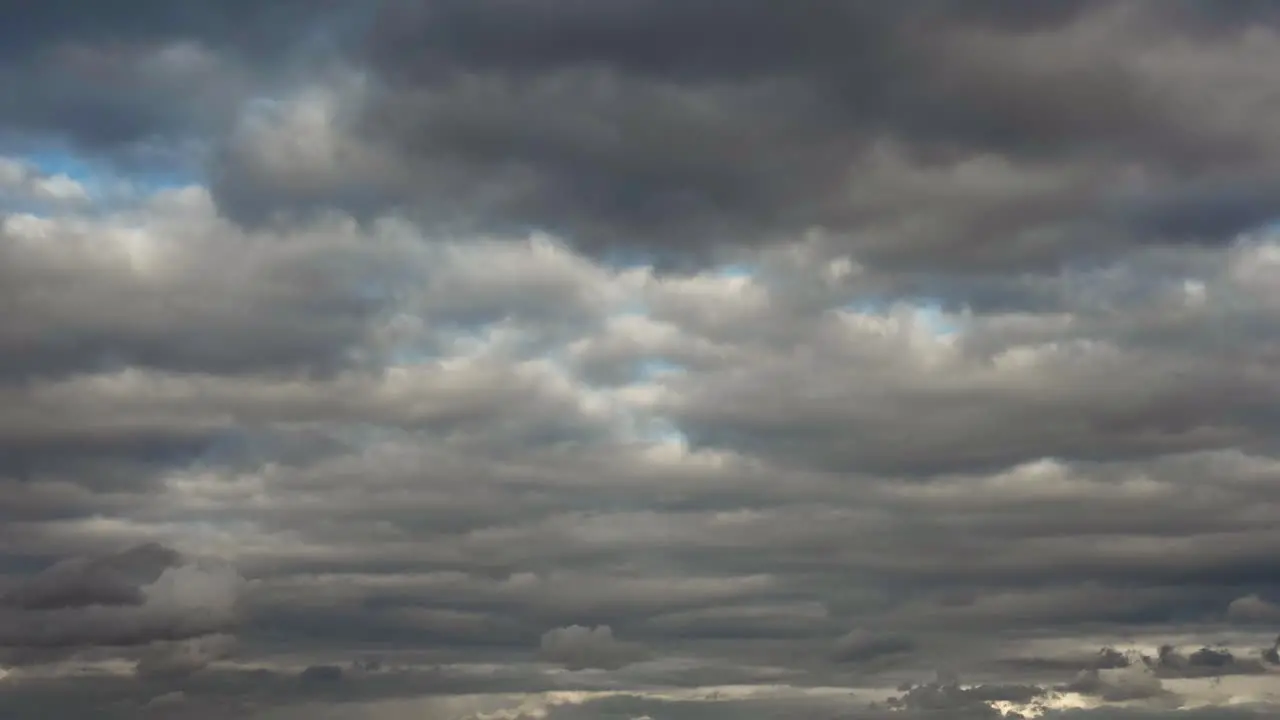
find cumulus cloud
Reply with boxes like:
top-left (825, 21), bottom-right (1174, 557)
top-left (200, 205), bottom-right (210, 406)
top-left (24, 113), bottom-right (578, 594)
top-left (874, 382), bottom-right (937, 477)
top-left (1061, 665), bottom-right (1171, 703)
top-left (191, 1), bottom-right (1280, 278)
top-left (7, 1), bottom-right (1280, 718)
top-left (1226, 594), bottom-right (1280, 624)
top-left (538, 625), bottom-right (649, 671)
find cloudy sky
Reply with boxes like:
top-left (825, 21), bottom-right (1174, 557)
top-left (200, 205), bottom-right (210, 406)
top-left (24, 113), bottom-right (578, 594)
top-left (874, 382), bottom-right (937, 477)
top-left (6, 1), bottom-right (1280, 717)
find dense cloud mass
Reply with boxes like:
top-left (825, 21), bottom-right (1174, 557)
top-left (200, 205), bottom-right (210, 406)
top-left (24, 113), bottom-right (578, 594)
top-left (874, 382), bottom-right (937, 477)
top-left (4, 1), bottom-right (1280, 717)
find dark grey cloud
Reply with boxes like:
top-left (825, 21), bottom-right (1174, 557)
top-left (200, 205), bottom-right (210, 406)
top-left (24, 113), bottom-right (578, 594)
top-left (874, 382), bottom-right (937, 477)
top-left (3, 541), bottom-right (179, 610)
top-left (832, 630), bottom-right (917, 666)
top-left (193, 1), bottom-right (1280, 276)
top-left (134, 635), bottom-right (238, 681)
top-left (0, 0), bottom-right (366, 167)
top-left (1145, 643), bottom-right (1271, 679)
top-left (298, 664), bottom-right (344, 686)
top-left (0, 1), bottom-right (351, 60)
top-left (0, 544), bottom-right (242, 650)
top-left (8, 3), bottom-right (1280, 275)
top-left (8, 2), bottom-right (1280, 719)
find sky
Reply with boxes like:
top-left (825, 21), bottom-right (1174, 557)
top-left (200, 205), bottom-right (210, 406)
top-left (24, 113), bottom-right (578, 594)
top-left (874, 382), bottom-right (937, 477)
top-left (6, 1), bottom-right (1280, 718)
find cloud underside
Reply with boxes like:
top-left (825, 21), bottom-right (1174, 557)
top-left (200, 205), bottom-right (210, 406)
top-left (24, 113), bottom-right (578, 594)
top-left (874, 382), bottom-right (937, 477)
top-left (5, 1), bottom-right (1280, 717)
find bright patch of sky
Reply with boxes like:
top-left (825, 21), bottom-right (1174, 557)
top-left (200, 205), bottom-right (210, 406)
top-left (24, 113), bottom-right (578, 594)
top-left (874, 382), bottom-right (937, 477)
top-left (913, 300), bottom-right (960, 336)
top-left (842, 296), bottom-right (960, 337)
top-left (0, 156), bottom-right (88, 212)
top-left (23, 148), bottom-right (102, 188)
top-left (633, 358), bottom-right (685, 381)
top-left (4, 144), bottom-right (200, 211)
top-left (713, 262), bottom-right (755, 279)
top-left (707, 258), bottom-right (960, 337)
top-left (636, 415), bottom-right (688, 447)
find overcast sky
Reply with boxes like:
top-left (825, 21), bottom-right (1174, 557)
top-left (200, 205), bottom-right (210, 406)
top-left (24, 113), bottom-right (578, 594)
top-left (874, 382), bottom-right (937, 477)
top-left (5, 1), bottom-right (1280, 718)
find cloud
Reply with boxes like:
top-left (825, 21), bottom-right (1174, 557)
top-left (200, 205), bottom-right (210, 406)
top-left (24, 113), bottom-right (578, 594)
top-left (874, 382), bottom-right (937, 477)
top-left (7, 2), bottom-right (1280, 718)
top-left (537, 625), bottom-right (649, 671)
top-left (2, 541), bottom-right (180, 610)
top-left (878, 679), bottom-right (1053, 717)
top-left (1146, 643), bottom-right (1270, 679)
top-left (192, 2), bottom-right (1280, 278)
top-left (832, 630), bottom-right (917, 665)
top-left (1226, 594), bottom-right (1280, 624)
top-left (0, 543), bottom-right (242, 649)
top-left (299, 664), bottom-right (345, 685)
top-left (1061, 665), bottom-right (1171, 703)
top-left (134, 634), bottom-right (237, 680)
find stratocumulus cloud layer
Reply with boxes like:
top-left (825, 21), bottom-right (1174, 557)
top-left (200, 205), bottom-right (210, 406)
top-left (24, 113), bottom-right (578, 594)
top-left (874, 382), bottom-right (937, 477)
top-left (5, 2), bottom-right (1280, 717)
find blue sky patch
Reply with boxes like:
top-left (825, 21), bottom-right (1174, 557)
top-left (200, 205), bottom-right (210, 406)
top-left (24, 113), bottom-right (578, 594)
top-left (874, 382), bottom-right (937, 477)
top-left (632, 357), bottom-right (685, 382)
top-left (18, 143), bottom-right (199, 199)
top-left (712, 262), bottom-right (756, 279)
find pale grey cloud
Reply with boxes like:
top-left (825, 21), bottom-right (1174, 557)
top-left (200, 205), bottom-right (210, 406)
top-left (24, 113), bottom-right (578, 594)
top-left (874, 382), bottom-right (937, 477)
top-left (537, 625), bottom-right (649, 671)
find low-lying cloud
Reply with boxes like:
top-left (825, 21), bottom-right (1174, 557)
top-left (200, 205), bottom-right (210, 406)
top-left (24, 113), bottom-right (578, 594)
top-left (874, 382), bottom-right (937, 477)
top-left (4, 1), bottom-right (1280, 718)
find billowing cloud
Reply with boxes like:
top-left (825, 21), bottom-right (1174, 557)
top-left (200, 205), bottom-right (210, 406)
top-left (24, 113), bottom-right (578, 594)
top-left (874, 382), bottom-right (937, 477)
top-left (1227, 595), bottom-right (1280, 624)
top-left (538, 624), bottom-right (649, 671)
top-left (6, 2), bottom-right (1280, 718)
top-left (199, 1), bottom-right (1280, 278)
